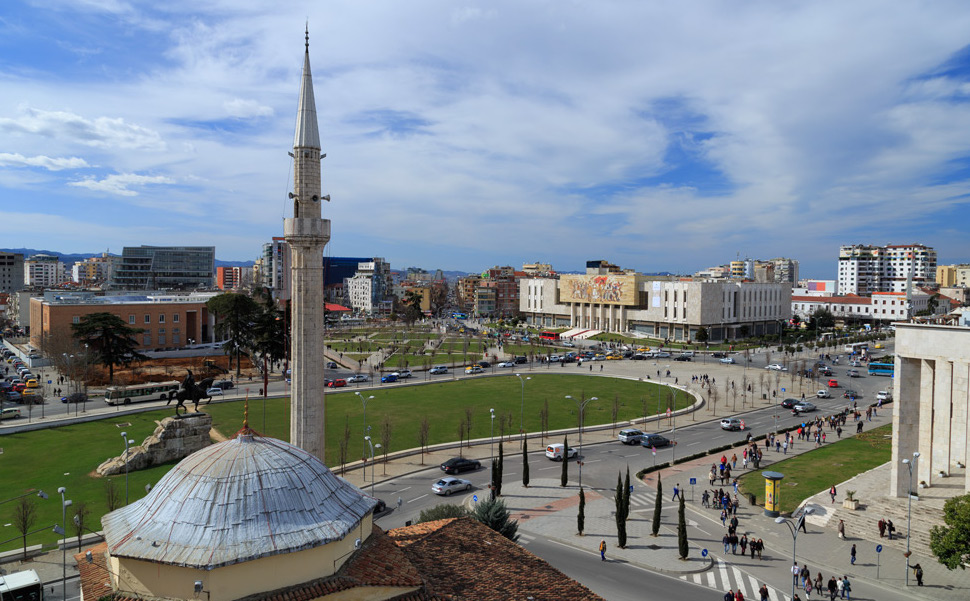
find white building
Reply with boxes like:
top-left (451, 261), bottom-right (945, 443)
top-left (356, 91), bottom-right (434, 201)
top-left (24, 254), bottom-right (67, 288)
top-left (346, 259), bottom-right (392, 315)
top-left (260, 237), bottom-right (290, 300)
top-left (838, 244), bottom-right (937, 295)
top-left (791, 290), bottom-right (934, 324)
top-left (520, 268), bottom-right (791, 342)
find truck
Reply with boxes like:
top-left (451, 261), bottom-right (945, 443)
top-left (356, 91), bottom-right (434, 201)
top-left (0, 569), bottom-right (43, 601)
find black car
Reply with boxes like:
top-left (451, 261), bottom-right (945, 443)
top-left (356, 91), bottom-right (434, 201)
top-left (514, 356), bottom-right (527, 364)
top-left (780, 398), bottom-right (799, 409)
top-left (440, 457), bottom-right (482, 474)
top-left (214, 380), bottom-right (234, 390)
top-left (712, 352), bottom-right (728, 358)
top-left (843, 389), bottom-right (860, 399)
top-left (640, 433), bottom-right (672, 448)
top-left (476, 361), bottom-right (491, 369)
top-left (674, 355), bottom-right (692, 362)
top-left (61, 392), bottom-right (88, 404)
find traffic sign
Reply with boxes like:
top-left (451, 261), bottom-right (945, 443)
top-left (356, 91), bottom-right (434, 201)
top-left (666, 408), bottom-right (671, 417)
top-left (876, 544), bottom-right (883, 553)
top-left (740, 420), bottom-right (745, 430)
top-left (689, 477), bottom-right (696, 485)
top-left (781, 388), bottom-right (786, 392)
top-left (701, 549), bottom-right (708, 557)
top-left (473, 495), bottom-right (478, 503)
top-left (629, 484), bottom-right (634, 493)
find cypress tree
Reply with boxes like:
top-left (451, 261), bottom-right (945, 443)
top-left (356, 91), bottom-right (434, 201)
top-left (496, 441), bottom-right (504, 497)
top-left (614, 472), bottom-right (628, 547)
top-left (577, 486), bottom-right (585, 535)
top-left (652, 476), bottom-right (663, 537)
top-left (560, 436), bottom-right (569, 487)
top-left (522, 436), bottom-right (530, 488)
top-left (490, 459), bottom-right (498, 500)
top-left (678, 494), bottom-right (689, 559)
top-left (623, 467), bottom-right (632, 521)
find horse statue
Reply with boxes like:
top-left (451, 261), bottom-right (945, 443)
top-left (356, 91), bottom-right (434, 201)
top-left (168, 370), bottom-right (215, 416)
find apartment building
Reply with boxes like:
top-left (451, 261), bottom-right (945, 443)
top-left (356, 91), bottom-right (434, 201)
top-left (838, 244), bottom-right (936, 295)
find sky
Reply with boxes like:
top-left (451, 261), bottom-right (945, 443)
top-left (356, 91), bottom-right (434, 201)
top-left (2, 1), bottom-right (970, 279)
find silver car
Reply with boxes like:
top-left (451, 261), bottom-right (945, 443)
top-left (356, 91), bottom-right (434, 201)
top-left (431, 477), bottom-right (472, 496)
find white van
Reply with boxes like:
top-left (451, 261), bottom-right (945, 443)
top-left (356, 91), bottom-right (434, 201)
top-left (618, 429), bottom-right (644, 444)
top-left (545, 443), bottom-right (578, 461)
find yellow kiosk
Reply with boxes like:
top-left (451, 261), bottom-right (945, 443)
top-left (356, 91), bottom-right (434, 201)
top-left (762, 471), bottom-right (784, 517)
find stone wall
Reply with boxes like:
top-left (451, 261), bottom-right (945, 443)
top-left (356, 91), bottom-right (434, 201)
top-left (97, 413), bottom-right (212, 476)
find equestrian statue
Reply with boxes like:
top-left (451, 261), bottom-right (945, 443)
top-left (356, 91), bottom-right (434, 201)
top-left (168, 369), bottom-right (215, 416)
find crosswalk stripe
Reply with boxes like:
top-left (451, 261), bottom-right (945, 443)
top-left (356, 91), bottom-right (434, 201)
top-left (731, 566), bottom-right (748, 596)
top-left (747, 574), bottom-right (760, 599)
top-left (718, 559), bottom-right (730, 591)
top-left (705, 570), bottom-right (716, 588)
top-left (692, 573), bottom-right (702, 585)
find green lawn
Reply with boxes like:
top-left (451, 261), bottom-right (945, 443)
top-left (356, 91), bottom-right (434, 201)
top-left (737, 424), bottom-right (892, 514)
top-left (0, 374), bottom-right (689, 553)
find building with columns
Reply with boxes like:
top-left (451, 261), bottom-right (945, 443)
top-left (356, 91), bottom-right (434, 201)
top-left (890, 323), bottom-right (970, 497)
top-left (283, 30), bottom-right (330, 463)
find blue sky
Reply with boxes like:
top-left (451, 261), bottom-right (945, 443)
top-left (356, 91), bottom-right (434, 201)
top-left (2, 1), bottom-right (970, 278)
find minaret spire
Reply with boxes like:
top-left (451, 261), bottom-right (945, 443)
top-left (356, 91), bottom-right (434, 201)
top-left (294, 26), bottom-right (320, 150)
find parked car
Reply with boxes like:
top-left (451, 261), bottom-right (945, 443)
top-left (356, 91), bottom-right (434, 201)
top-left (712, 352), bottom-right (728, 358)
top-left (780, 398), bottom-right (799, 408)
top-left (654, 352), bottom-right (671, 358)
top-left (876, 390), bottom-right (892, 402)
top-left (631, 353), bottom-right (647, 360)
top-left (640, 433), bottom-right (672, 448)
top-left (428, 366), bottom-right (448, 375)
top-left (432, 477), bottom-right (472, 496)
top-left (0, 408), bottom-right (21, 420)
top-left (464, 366), bottom-right (484, 375)
top-left (5, 391), bottom-right (22, 402)
top-left (719, 418), bottom-right (743, 431)
top-left (849, 360), bottom-right (863, 367)
top-left (514, 356), bottom-right (527, 364)
top-left (24, 379), bottom-right (38, 388)
top-left (719, 357), bottom-right (736, 364)
top-left (381, 374), bottom-right (399, 383)
top-left (440, 457), bottom-right (482, 474)
top-left (843, 389), bottom-right (861, 399)
top-left (793, 401), bottom-right (817, 413)
top-left (827, 379), bottom-right (839, 387)
top-left (347, 374), bottom-right (370, 383)
top-left (497, 361), bottom-right (516, 368)
top-left (561, 341), bottom-right (575, 347)
top-left (327, 379), bottom-right (347, 388)
top-left (61, 392), bottom-right (88, 404)
top-left (617, 428), bottom-right (644, 444)
top-left (545, 443), bottom-right (578, 461)
top-left (205, 387), bottom-right (224, 396)
top-left (816, 389), bottom-right (832, 398)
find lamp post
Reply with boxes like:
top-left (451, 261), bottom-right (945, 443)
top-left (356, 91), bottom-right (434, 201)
top-left (489, 408), bottom-right (496, 458)
top-left (355, 392), bottom-right (374, 457)
top-left (564, 394), bottom-right (598, 488)
top-left (514, 373), bottom-right (530, 445)
top-left (775, 511), bottom-right (808, 601)
top-left (57, 487), bottom-right (72, 601)
top-left (121, 432), bottom-right (134, 505)
top-left (902, 451), bottom-right (920, 585)
top-left (364, 436), bottom-right (380, 496)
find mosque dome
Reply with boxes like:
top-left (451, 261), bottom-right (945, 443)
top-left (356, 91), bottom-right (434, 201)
top-left (102, 429), bottom-right (377, 570)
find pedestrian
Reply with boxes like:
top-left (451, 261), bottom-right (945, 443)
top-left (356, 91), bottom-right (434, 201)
top-left (849, 544), bottom-right (856, 565)
top-left (750, 538), bottom-right (757, 559)
top-left (815, 572), bottom-right (823, 593)
top-left (724, 589), bottom-right (734, 601)
top-left (740, 534), bottom-right (748, 556)
top-left (735, 589), bottom-right (745, 601)
top-left (799, 513), bottom-right (808, 533)
top-left (672, 483), bottom-right (681, 501)
top-left (836, 577), bottom-right (844, 599)
top-left (838, 519), bottom-right (845, 540)
top-left (805, 579), bottom-right (813, 600)
top-left (913, 563), bottom-right (924, 586)
top-left (721, 509), bottom-right (728, 527)
top-left (856, 421), bottom-right (863, 434)
top-left (711, 466), bottom-right (718, 486)
top-left (887, 519), bottom-right (895, 540)
top-left (599, 539), bottom-right (606, 561)
top-left (841, 576), bottom-right (851, 601)
top-left (757, 538), bottom-right (764, 559)
top-left (836, 425), bottom-right (842, 438)
top-left (878, 519), bottom-right (886, 538)
top-left (830, 485), bottom-right (837, 503)
top-left (792, 562), bottom-right (800, 586)
top-left (828, 577), bottom-right (838, 601)
top-left (759, 584), bottom-right (769, 601)
top-left (723, 533), bottom-right (731, 553)
top-left (731, 453), bottom-right (737, 469)
top-left (783, 440), bottom-right (789, 454)
top-left (730, 533), bottom-right (738, 554)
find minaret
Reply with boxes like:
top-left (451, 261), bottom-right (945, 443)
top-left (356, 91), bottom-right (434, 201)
top-left (284, 28), bottom-right (330, 462)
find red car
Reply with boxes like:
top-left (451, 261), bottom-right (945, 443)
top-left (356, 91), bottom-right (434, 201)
top-left (327, 379), bottom-right (347, 388)
top-left (827, 379), bottom-right (839, 388)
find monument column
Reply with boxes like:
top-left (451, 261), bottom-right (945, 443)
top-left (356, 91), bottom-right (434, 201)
top-left (284, 29), bottom-right (331, 462)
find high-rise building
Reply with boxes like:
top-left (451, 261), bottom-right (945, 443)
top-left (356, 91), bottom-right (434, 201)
top-left (260, 237), bottom-right (291, 299)
top-left (346, 258), bottom-right (392, 315)
top-left (837, 244), bottom-right (936, 295)
top-left (769, 257), bottom-right (799, 284)
top-left (216, 266), bottom-right (253, 290)
top-left (72, 253), bottom-right (117, 286)
top-left (0, 252), bottom-right (24, 293)
top-left (24, 254), bottom-right (67, 288)
top-left (110, 246), bottom-right (215, 290)
top-left (283, 29), bottom-right (330, 463)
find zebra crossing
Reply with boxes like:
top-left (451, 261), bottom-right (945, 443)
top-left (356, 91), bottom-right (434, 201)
top-left (680, 559), bottom-right (790, 601)
top-left (517, 531), bottom-right (536, 545)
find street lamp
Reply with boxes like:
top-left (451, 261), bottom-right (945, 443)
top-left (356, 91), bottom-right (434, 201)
top-left (57, 487), bottom-right (72, 601)
top-left (355, 392), bottom-right (374, 457)
top-left (489, 408), bottom-right (496, 458)
top-left (775, 510), bottom-right (810, 601)
top-left (121, 432), bottom-right (135, 504)
top-left (564, 394), bottom-right (598, 488)
top-left (514, 373), bottom-right (530, 445)
top-left (364, 436), bottom-right (381, 496)
top-left (902, 451), bottom-right (920, 585)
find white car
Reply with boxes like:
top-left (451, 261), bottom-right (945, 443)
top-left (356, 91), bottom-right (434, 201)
top-left (719, 357), bottom-right (736, 364)
top-left (876, 390), bottom-right (892, 402)
top-left (618, 428), bottom-right (644, 444)
top-left (816, 389), bottom-right (832, 398)
top-left (766, 364), bottom-right (786, 371)
top-left (497, 361), bottom-right (516, 368)
top-left (720, 418), bottom-right (743, 431)
top-left (205, 387), bottom-right (224, 397)
top-left (545, 443), bottom-right (578, 461)
top-left (431, 477), bottom-right (472, 496)
top-left (561, 341), bottom-right (575, 347)
top-left (429, 365), bottom-right (448, 375)
top-left (347, 374), bottom-right (370, 383)
top-left (464, 365), bottom-right (484, 375)
top-left (793, 401), bottom-right (817, 413)
top-left (395, 369), bottom-right (413, 379)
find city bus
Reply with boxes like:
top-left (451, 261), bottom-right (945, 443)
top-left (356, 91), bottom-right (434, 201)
top-left (539, 331), bottom-right (560, 341)
top-left (104, 380), bottom-right (180, 406)
top-left (1, 569), bottom-right (43, 601)
top-left (451, 312), bottom-right (468, 320)
top-left (844, 342), bottom-right (869, 355)
top-left (867, 363), bottom-right (895, 377)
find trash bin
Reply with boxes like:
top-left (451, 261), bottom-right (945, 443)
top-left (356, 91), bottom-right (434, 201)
top-left (748, 493), bottom-right (757, 506)
top-left (762, 393), bottom-right (767, 400)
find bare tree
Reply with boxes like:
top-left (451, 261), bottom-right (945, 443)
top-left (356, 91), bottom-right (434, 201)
top-left (540, 399), bottom-right (550, 444)
top-left (338, 415), bottom-right (351, 471)
top-left (708, 387), bottom-right (718, 416)
top-left (611, 395), bottom-right (620, 434)
top-left (641, 396), bottom-right (649, 424)
top-left (71, 501), bottom-right (91, 551)
top-left (458, 417), bottom-right (468, 455)
top-left (380, 414), bottom-right (393, 474)
top-left (13, 497), bottom-right (37, 560)
top-left (104, 479), bottom-right (121, 512)
top-left (418, 416), bottom-right (431, 464)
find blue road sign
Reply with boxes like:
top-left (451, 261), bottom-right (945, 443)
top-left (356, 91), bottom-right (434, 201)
top-left (701, 549), bottom-right (708, 557)
top-left (629, 484), bottom-right (634, 493)
top-left (782, 388), bottom-right (786, 392)
top-left (472, 495), bottom-right (478, 503)
top-left (689, 477), bottom-right (697, 485)
top-left (876, 544), bottom-right (883, 553)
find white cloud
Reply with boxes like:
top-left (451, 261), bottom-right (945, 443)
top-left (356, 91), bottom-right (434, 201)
top-left (223, 98), bottom-right (274, 119)
top-left (69, 173), bottom-right (175, 196)
top-left (0, 152), bottom-right (90, 171)
top-left (0, 107), bottom-right (165, 150)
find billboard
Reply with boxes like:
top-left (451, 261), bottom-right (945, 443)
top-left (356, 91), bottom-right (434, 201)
top-left (560, 274), bottom-right (637, 306)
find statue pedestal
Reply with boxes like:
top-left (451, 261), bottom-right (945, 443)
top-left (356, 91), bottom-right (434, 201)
top-left (97, 413), bottom-right (213, 476)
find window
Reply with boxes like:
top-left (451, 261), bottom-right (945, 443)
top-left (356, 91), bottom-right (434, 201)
top-left (159, 314), bottom-right (165, 323)
top-left (143, 334), bottom-right (151, 345)
top-left (173, 314), bottom-right (180, 323)
top-left (129, 314), bottom-right (135, 324)
top-left (72, 316), bottom-right (80, 324)
top-left (144, 314), bottom-right (151, 324)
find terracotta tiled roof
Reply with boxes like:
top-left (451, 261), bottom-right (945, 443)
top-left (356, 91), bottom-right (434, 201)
top-left (791, 295), bottom-right (870, 305)
top-left (74, 543), bottom-right (114, 601)
top-left (388, 518), bottom-right (605, 601)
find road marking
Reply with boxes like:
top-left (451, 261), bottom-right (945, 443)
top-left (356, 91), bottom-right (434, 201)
top-left (732, 566), bottom-right (748, 596)
top-left (583, 459), bottom-right (602, 463)
top-left (705, 570), bottom-right (715, 588)
top-left (622, 453), bottom-right (640, 457)
top-left (538, 466), bottom-right (558, 471)
top-left (747, 574), bottom-right (761, 599)
top-left (686, 441), bottom-right (702, 446)
top-left (407, 494), bottom-right (428, 503)
top-left (396, 486), bottom-right (412, 492)
top-left (718, 559), bottom-right (730, 591)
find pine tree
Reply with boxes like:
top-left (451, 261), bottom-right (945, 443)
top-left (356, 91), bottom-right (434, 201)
top-left (578, 486), bottom-right (585, 535)
top-left (678, 494), bottom-right (689, 559)
top-left (496, 441), bottom-right (504, 497)
top-left (472, 498), bottom-right (519, 541)
top-left (560, 436), bottom-right (569, 487)
top-left (522, 437), bottom-right (530, 488)
top-left (652, 477), bottom-right (663, 537)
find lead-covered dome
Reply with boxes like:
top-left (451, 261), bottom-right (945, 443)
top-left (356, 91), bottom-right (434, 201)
top-left (103, 430), bottom-right (377, 570)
